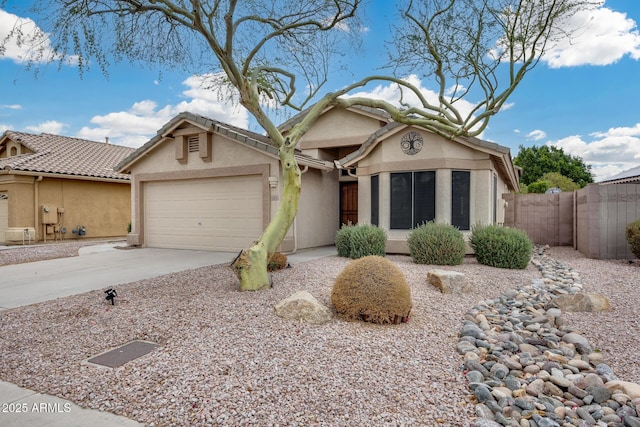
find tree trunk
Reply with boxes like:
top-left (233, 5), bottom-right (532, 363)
top-left (232, 140), bottom-right (301, 291)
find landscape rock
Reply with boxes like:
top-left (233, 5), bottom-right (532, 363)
top-left (606, 381), bottom-right (640, 399)
top-left (459, 246), bottom-right (640, 426)
top-left (553, 292), bottom-right (611, 312)
top-left (427, 269), bottom-right (470, 294)
top-left (274, 291), bottom-right (333, 325)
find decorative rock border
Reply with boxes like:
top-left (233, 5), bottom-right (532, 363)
top-left (458, 247), bottom-right (640, 427)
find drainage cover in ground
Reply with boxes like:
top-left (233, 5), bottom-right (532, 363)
top-left (87, 340), bottom-right (159, 368)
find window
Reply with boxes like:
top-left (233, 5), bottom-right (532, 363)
top-left (10, 146), bottom-right (17, 156)
top-left (390, 171), bottom-right (435, 229)
top-left (371, 175), bottom-right (379, 226)
top-left (451, 171), bottom-right (470, 230)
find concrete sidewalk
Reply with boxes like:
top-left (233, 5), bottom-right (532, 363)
top-left (0, 243), bottom-right (335, 426)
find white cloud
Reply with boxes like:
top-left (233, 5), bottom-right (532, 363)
top-left (526, 129), bottom-right (547, 141)
top-left (0, 123), bottom-right (10, 133)
top-left (75, 73), bottom-right (250, 147)
top-left (547, 123), bottom-right (640, 181)
top-left (25, 120), bottom-right (67, 134)
top-left (0, 10), bottom-right (57, 64)
top-left (0, 104), bottom-right (22, 110)
top-left (542, 6), bottom-right (640, 68)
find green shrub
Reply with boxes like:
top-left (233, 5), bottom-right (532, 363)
top-left (407, 222), bottom-right (466, 265)
top-left (527, 180), bottom-right (549, 194)
top-left (470, 224), bottom-right (532, 269)
top-left (335, 224), bottom-right (387, 259)
top-left (626, 218), bottom-right (640, 259)
top-left (332, 256), bottom-right (412, 324)
top-left (335, 225), bottom-right (353, 258)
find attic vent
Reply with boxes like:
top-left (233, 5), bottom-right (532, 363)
top-left (188, 136), bottom-right (199, 153)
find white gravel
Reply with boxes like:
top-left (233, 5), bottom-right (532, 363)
top-left (0, 243), bottom-right (638, 426)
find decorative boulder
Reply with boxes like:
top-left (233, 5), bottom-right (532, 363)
top-left (605, 380), bottom-right (640, 399)
top-left (275, 291), bottom-right (333, 325)
top-left (427, 269), bottom-right (470, 294)
top-left (554, 293), bottom-right (611, 312)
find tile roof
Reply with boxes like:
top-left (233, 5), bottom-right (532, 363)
top-left (0, 131), bottom-right (135, 180)
top-left (599, 165), bottom-right (640, 184)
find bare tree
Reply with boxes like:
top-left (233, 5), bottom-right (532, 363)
top-left (1, 0), bottom-right (600, 290)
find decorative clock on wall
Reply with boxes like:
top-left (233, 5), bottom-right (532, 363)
top-left (400, 131), bottom-right (423, 155)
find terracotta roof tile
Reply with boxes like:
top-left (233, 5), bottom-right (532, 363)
top-left (0, 131), bottom-right (135, 180)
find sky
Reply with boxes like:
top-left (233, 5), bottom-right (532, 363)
top-left (1, 1), bottom-right (639, 182)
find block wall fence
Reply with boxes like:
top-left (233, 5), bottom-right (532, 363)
top-left (503, 183), bottom-right (640, 259)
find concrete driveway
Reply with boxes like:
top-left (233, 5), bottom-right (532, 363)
top-left (0, 243), bottom-right (237, 310)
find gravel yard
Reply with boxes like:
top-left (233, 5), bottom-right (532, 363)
top-left (0, 242), bottom-right (638, 426)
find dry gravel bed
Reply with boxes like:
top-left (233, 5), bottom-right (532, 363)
top-left (0, 239), bottom-right (122, 267)
top-left (0, 243), bottom-right (638, 426)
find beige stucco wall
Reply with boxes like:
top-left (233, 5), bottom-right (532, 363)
top-left (295, 168), bottom-right (340, 249)
top-left (354, 128), bottom-right (511, 254)
top-left (0, 174), bottom-right (130, 242)
top-left (298, 108), bottom-right (386, 149)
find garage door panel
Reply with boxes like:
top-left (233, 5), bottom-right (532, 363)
top-left (144, 176), bottom-right (263, 251)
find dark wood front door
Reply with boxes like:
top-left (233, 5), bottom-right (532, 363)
top-left (340, 182), bottom-right (358, 225)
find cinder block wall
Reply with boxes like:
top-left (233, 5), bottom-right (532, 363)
top-left (505, 183), bottom-right (640, 259)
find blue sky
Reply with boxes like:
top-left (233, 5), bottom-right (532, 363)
top-left (1, 1), bottom-right (639, 181)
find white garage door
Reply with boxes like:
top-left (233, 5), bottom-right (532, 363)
top-left (144, 176), bottom-right (264, 251)
top-left (0, 193), bottom-right (7, 243)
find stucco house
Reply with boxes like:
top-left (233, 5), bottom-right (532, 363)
top-left (0, 131), bottom-right (134, 244)
top-left (117, 107), bottom-right (519, 254)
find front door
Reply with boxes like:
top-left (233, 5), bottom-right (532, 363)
top-left (340, 182), bottom-right (358, 225)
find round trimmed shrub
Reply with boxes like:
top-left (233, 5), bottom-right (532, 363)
top-left (335, 224), bottom-right (387, 259)
top-left (331, 256), bottom-right (411, 324)
top-left (626, 218), bottom-right (640, 259)
top-left (470, 224), bottom-right (532, 269)
top-left (407, 222), bottom-right (466, 265)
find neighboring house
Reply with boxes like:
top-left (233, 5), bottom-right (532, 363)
top-left (0, 131), bottom-right (135, 244)
top-left (118, 107), bottom-right (520, 254)
top-left (598, 165), bottom-right (640, 185)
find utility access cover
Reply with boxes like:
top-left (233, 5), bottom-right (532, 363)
top-left (87, 340), bottom-right (159, 368)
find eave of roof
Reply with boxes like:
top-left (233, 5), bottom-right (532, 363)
top-left (117, 112), bottom-right (334, 172)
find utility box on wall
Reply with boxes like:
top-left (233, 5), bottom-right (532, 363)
top-left (41, 206), bottom-right (57, 225)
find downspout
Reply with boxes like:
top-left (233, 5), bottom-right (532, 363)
top-left (291, 165), bottom-right (309, 254)
top-left (34, 176), bottom-right (43, 241)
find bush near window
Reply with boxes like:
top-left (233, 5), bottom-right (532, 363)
top-left (335, 224), bottom-right (386, 259)
top-left (470, 224), bottom-right (532, 269)
top-left (626, 218), bottom-right (640, 259)
top-left (407, 222), bottom-right (466, 265)
top-left (332, 255), bottom-right (412, 324)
